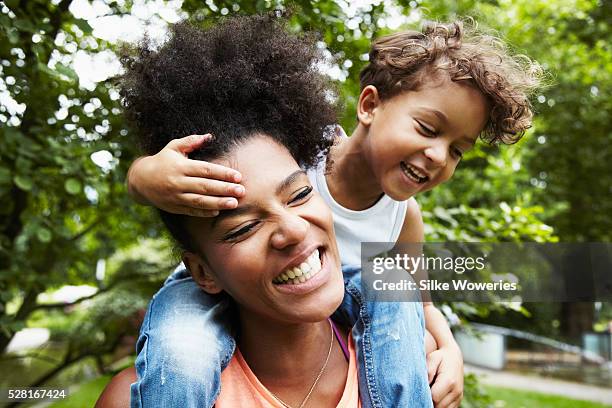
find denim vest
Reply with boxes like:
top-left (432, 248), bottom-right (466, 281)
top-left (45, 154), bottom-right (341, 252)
top-left (332, 265), bottom-right (432, 408)
top-left (131, 265), bottom-right (433, 407)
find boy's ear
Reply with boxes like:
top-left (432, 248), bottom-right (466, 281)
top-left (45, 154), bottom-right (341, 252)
top-left (357, 85), bottom-right (381, 126)
top-left (183, 252), bottom-right (223, 295)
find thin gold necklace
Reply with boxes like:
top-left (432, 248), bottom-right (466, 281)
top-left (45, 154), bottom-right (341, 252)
top-left (268, 319), bottom-right (335, 408)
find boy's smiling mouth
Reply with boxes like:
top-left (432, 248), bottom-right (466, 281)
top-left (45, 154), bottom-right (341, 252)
top-left (400, 161), bottom-right (430, 184)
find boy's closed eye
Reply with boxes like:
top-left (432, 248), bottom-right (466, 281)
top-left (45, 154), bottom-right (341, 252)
top-left (414, 119), bottom-right (438, 137)
top-left (451, 145), bottom-right (464, 159)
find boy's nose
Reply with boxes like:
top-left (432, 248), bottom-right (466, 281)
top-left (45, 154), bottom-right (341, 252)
top-left (424, 143), bottom-right (448, 168)
top-left (270, 213), bottom-right (309, 250)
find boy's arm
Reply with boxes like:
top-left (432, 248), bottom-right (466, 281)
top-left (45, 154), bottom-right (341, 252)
top-left (397, 198), bottom-right (463, 408)
top-left (127, 134), bottom-right (245, 217)
top-left (423, 304), bottom-right (463, 408)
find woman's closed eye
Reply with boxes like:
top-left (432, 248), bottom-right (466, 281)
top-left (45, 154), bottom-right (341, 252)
top-left (223, 221), bottom-right (261, 242)
top-left (221, 186), bottom-right (312, 242)
top-left (289, 186), bottom-right (313, 205)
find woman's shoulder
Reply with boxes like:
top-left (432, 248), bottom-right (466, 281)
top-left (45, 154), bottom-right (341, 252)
top-left (95, 367), bottom-right (136, 408)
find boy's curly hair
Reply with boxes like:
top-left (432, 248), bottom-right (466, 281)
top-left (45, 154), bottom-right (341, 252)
top-left (360, 20), bottom-right (542, 144)
top-left (119, 13), bottom-right (337, 169)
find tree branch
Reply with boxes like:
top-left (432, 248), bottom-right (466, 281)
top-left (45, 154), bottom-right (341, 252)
top-left (0, 289), bottom-right (40, 353)
top-left (32, 286), bottom-right (110, 311)
top-left (48, 0), bottom-right (73, 44)
top-left (68, 217), bottom-right (102, 242)
top-left (3, 352), bottom-right (62, 366)
top-left (31, 272), bottom-right (146, 311)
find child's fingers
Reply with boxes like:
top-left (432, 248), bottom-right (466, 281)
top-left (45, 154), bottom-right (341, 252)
top-left (178, 207), bottom-right (220, 218)
top-left (430, 375), bottom-right (455, 405)
top-left (427, 351), bottom-right (442, 384)
top-left (182, 177), bottom-right (245, 198)
top-left (168, 134), bottom-right (212, 154)
top-left (425, 330), bottom-right (437, 354)
top-left (183, 160), bottom-right (242, 183)
top-left (430, 381), bottom-right (449, 405)
top-left (181, 193), bottom-right (239, 211)
top-left (435, 387), bottom-right (462, 408)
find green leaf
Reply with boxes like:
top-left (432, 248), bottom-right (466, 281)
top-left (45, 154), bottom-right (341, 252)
top-left (15, 157), bottom-right (32, 173)
top-left (55, 63), bottom-right (79, 82)
top-left (36, 228), bottom-right (52, 243)
top-left (0, 168), bottom-right (11, 185)
top-left (13, 175), bottom-right (33, 191)
top-left (4, 0), bottom-right (19, 9)
top-left (13, 18), bottom-right (35, 33)
top-left (65, 178), bottom-right (82, 195)
top-left (74, 19), bottom-right (93, 35)
top-left (6, 27), bottom-right (19, 44)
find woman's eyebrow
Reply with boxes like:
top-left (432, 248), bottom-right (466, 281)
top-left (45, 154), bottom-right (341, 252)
top-left (212, 204), bottom-right (257, 228)
top-left (276, 170), bottom-right (308, 195)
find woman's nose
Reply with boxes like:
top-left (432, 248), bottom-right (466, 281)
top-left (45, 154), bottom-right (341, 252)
top-left (270, 213), bottom-right (310, 250)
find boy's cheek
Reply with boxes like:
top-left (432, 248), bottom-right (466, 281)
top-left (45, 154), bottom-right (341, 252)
top-left (435, 167), bottom-right (457, 185)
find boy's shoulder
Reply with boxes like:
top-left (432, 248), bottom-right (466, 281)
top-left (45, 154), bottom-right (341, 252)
top-left (397, 197), bottom-right (424, 244)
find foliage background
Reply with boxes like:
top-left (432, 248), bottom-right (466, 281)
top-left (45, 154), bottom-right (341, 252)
top-left (0, 0), bottom-right (610, 405)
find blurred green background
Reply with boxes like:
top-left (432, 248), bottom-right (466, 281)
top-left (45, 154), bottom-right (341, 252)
top-left (1, 0), bottom-right (610, 406)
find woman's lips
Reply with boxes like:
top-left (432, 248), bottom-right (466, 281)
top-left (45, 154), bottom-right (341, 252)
top-left (273, 248), bottom-right (321, 284)
top-left (273, 248), bottom-right (330, 295)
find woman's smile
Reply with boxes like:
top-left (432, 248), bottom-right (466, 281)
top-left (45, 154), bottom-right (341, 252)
top-left (273, 247), bottom-right (332, 295)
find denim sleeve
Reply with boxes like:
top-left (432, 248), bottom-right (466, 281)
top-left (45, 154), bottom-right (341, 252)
top-left (334, 265), bottom-right (433, 408)
top-left (130, 267), bottom-right (235, 408)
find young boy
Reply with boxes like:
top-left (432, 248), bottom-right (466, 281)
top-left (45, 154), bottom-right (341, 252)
top-left (128, 20), bottom-right (540, 408)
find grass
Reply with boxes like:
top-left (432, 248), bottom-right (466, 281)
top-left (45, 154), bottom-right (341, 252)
top-left (485, 385), bottom-right (612, 408)
top-left (47, 375), bottom-right (111, 408)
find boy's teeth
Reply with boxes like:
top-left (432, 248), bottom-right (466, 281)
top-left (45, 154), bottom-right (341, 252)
top-left (408, 164), bottom-right (426, 178)
top-left (401, 162), bottom-right (427, 184)
top-left (275, 248), bottom-right (323, 285)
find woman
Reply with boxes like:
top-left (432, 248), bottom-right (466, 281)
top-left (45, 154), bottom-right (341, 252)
top-left (98, 14), bottom-right (430, 407)
top-left (98, 133), bottom-right (357, 407)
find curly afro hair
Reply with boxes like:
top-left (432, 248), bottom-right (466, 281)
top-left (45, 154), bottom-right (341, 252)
top-left (119, 14), bottom-right (338, 252)
top-left (119, 13), bottom-right (338, 170)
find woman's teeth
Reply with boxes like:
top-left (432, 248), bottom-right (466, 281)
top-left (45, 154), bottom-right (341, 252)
top-left (273, 249), bottom-right (322, 285)
top-left (401, 162), bottom-right (428, 184)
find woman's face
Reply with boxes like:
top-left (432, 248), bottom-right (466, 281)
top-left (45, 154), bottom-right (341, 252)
top-left (183, 135), bottom-right (344, 324)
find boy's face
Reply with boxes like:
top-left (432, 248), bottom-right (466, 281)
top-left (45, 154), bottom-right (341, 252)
top-left (183, 136), bottom-right (344, 324)
top-left (360, 77), bottom-right (489, 201)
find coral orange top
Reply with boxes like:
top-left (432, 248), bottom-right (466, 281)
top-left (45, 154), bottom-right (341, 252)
top-left (215, 333), bottom-right (360, 408)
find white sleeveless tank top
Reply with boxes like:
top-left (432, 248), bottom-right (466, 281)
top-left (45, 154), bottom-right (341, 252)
top-left (307, 152), bottom-right (408, 266)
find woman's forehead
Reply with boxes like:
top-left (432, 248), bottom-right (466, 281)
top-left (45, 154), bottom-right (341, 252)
top-left (214, 136), bottom-right (301, 185)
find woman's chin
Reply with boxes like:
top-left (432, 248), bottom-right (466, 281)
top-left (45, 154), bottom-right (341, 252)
top-left (300, 282), bottom-right (345, 322)
top-left (281, 291), bottom-right (344, 324)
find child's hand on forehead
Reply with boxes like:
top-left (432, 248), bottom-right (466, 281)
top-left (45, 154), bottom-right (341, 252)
top-left (127, 134), bottom-right (245, 217)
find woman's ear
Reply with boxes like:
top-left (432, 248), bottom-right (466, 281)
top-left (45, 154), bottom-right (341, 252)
top-left (183, 252), bottom-right (223, 295)
top-left (357, 85), bottom-right (381, 126)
